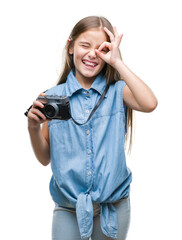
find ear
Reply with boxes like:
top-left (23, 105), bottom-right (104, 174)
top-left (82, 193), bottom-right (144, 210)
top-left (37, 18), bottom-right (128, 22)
top-left (67, 38), bottom-right (73, 55)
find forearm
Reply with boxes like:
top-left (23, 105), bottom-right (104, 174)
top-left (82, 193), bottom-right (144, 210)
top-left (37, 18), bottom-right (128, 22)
top-left (28, 126), bottom-right (50, 166)
top-left (115, 60), bottom-right (158, 111)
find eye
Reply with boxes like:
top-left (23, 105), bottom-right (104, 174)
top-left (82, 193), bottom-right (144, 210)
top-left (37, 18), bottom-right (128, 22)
top-left (101, 48), bottom-right (109, 53)
top-left (80, 44), bottom-right (90, 48)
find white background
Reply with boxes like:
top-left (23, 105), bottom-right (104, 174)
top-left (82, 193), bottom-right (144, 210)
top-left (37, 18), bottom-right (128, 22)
top-left (0, 0), bottom-right (182, 239)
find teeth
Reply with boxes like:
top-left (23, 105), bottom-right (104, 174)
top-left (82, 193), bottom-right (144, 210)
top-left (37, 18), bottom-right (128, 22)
top-left (83, 61), bottom-right (96, 67)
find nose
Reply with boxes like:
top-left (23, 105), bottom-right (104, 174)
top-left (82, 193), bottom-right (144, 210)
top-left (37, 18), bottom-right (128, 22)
top-left (88, 49), bottom-right (96, 59)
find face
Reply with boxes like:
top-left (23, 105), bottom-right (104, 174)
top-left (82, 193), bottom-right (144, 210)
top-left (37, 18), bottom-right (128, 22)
top-left (69, 28), bottom-right (107, 85)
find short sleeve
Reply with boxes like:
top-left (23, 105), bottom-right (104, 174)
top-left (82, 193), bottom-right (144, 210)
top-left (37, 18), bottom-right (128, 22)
top-left (119, 80), bottom-right (127, 134)
top-left (124, 105), bottom-right (128, 134)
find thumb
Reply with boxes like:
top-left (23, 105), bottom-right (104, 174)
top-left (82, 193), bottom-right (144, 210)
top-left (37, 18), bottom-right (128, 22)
top-left (40, 92), bottom-right (46, 96)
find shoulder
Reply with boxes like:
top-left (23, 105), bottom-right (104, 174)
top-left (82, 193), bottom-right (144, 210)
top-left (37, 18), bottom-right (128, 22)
top-left (45, 83), bottom-right (66, 96)
top-left (115, 79), bottom-right (126, 89)
top-left (104, 80), bottom-right (126, 111)
top-left (108, 80), bottom-right (126, 97)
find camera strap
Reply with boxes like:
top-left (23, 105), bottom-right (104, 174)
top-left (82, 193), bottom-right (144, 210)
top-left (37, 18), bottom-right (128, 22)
top-left (24, 85), bottom-right (109, 125)
top-left (71, 84), bottom-right (109, 125)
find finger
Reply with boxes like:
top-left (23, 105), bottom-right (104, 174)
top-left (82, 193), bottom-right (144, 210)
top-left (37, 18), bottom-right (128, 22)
top-left (104, 27), bottom-right (114, 42)
top-left (113, 27), bottom-right (123, 46)
top-left (113, 26), bottom-right (119, 38)
top-left (37, 92), bottom-right (47, 104)
top-left (117, 34), bottom-right (124, 46)
top-left (30, 107), bottom-right (47, 121)
top-left (28, 110), bottom-right (45, 123)
top-left (33, 100), bottom-right (44, 108)
top-left (95, 49), bottom-right (108, 62)
top-left (39, 92), bottom-right (46, 96)
top-left (97, 41), bottom-right (111, 52)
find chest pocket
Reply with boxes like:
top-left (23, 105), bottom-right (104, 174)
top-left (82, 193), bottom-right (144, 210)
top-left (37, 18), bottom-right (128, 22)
top-left (93, 85), bottom-right (125, 119)
top-left (48, 81), bottom-right (125, 123)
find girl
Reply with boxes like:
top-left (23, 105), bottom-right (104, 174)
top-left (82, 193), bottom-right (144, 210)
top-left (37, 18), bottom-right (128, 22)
top-left (27, 16), bottom-right (157, 240)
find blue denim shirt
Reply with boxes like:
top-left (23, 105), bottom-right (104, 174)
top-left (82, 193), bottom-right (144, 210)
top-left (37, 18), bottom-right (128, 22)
top-left (46, 70), bottom-right (132, 239)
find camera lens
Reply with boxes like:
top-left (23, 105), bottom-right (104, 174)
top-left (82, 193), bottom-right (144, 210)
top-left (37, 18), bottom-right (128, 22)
top-left (44, 104), bottom-right (59, 118)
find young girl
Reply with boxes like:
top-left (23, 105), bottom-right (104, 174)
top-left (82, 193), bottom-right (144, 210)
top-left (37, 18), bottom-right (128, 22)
top-left (27, 16), bottom-right (157, 240)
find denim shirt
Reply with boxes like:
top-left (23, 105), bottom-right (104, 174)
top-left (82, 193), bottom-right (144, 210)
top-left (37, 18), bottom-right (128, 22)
top-left (46, 70), bottom-right (132, 239)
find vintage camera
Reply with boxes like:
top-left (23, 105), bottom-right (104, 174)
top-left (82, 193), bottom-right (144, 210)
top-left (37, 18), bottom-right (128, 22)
top-left (25, 84), bottom-right (109, 124)
top-left (36, 95), bottom-right (71, 120)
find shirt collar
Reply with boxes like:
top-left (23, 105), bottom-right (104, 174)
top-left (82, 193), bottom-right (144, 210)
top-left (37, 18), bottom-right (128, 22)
top-left (90, 72), bottom-right (108, 97)
top-left (65, 70), bottom-right (108, 97)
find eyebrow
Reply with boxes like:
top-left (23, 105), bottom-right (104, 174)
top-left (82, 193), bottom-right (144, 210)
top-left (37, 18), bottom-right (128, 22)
top-left (79, 41), bottom-right (90, 45)
top-left (79, 41), bottom-right (104, 49)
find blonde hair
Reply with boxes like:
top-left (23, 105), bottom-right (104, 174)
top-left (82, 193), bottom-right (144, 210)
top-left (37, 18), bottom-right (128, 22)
top-left (57, 16), bottom-right (133, 153)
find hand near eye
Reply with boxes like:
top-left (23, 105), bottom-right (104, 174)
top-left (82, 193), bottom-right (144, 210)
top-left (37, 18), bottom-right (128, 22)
top-left (95, 27), bottom-right (123, 68)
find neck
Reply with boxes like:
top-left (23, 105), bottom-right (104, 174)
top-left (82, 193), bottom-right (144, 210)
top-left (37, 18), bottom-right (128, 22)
top-left (79, 81), bottom-right (93, 89)
top-left (76, 76), bottom-right (95, 90)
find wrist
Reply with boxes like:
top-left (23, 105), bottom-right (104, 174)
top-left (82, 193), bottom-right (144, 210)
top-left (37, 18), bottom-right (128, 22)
top-left (112, 59), bottom-right (125, 72)
top-left (28, 123), bottom-right (41, 132)
top-left (112, 59), bottom-right (127, 79)
top-left (113, 58), bottom-right (124, 69)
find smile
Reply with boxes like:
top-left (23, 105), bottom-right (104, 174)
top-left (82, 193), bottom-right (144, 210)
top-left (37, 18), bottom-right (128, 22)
top-left (82, 60), bottom-right (98, 68)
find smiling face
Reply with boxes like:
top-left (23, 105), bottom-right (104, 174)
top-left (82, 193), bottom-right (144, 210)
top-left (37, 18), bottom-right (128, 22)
top-left (69, 28), bottom-right (107, 87)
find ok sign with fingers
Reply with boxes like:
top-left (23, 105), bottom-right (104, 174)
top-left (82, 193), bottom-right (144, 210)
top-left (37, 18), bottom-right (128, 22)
top-left (95, 26), bottom-right (123, 68)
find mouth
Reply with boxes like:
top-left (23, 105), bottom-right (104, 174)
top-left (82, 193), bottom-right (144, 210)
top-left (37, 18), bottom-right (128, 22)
top-left (82, 59), bottom-right (98, 68)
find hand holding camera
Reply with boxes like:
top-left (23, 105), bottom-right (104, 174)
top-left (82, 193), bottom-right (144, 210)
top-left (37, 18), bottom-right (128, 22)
top-left (27, 93), bottom-right (71, 129)
top-left (36, 95), bottom-right (71, 120)
top-left (25, 84), bottom-right (109, 127)
top-left (27, 93), bottom-right (48, 129)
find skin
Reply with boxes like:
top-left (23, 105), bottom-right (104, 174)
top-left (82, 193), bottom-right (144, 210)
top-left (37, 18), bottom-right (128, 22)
top-left (68, 29), bottom-right (108, 89)
top-left (27, 27), bottom-right (158, 166)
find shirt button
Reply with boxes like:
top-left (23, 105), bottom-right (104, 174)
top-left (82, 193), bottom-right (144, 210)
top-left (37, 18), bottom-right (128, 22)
top-left (83, 91), bottom-right (87, 94)
top-left (88, 171), bottom-right (91, 176)
top-left (88, 149), bottom-right (91, 154)
top-left (86, 109), bottom-right (90, 114)
top-left (86, 130), bottom-right (90, 135)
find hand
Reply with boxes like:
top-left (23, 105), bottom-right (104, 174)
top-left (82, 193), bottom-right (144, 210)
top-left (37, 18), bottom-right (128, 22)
top-left (95, 27), bottom-right (123, 68)
top-left (27, 93), bottom-right (47, 129)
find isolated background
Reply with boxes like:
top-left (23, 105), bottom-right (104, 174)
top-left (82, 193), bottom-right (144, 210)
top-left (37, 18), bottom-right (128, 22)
top-left (0, 0), bottom-right (182, 239)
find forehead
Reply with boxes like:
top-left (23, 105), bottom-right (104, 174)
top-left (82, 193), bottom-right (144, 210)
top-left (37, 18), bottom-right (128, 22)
top-left (76, 28), bottom-right (107, 44)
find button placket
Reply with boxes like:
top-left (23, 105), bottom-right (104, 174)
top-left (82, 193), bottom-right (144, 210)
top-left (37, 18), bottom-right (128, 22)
top-left (83, 89), bottom-right (91, 118)
top-left (86, 109), bottom-right (90, 114)
top-left (84, 91), bottom-right (94, 189)
top-left (87, 130), bottom-right (92, 178)
top-left (86, 128), bottom-right (92, 184)
top-left (84, 91), bottom-right (93, 184)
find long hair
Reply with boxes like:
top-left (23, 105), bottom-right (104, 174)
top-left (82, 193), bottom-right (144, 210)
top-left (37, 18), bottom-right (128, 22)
top-left (57, 16), bottom-right (133, 153)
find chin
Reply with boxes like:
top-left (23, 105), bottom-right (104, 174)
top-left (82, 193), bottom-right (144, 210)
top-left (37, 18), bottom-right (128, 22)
top-left (81, 70), bottom-right (98, 78)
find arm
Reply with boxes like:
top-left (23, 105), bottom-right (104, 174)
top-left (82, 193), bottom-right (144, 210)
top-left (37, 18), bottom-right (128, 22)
top-left (27, 94), bottom-right (50, 166)
top-left (115, 61), bottom-right (158, 112)
top-left (95, 27), bottom-right (158, 112)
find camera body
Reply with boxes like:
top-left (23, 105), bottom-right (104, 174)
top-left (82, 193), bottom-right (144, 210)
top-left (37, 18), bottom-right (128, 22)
top-left (37, 95), bottom-right (71, 120)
